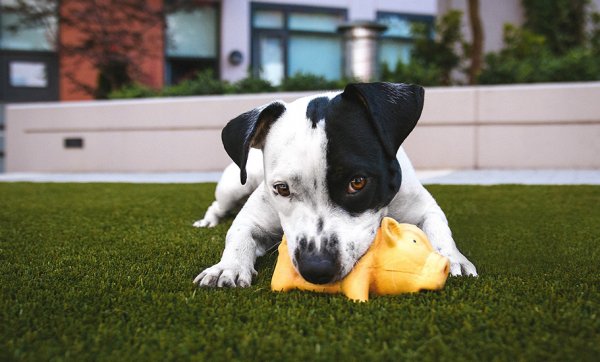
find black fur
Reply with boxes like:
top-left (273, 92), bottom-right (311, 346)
top-left (324, 82), bottom-right (424, 214)
top-left (221, 102), bottom-right (286, 184)
top-left (342, 82), bottom-right (424, 159)
top-left (306, 96), bottom-right (330, 129)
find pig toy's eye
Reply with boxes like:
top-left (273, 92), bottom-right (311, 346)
top-left (413, 240), bottom-right (417, 244)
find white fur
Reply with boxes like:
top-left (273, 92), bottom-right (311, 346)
top-left (193, 94), bottom-right (477, 288)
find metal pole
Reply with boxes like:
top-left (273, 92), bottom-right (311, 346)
top-left (338, 21), bottom-right (387, 81)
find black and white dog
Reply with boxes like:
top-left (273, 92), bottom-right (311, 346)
top-left (193, 82), bottom-right (477, 288)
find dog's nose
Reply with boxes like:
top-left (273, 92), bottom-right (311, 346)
top-left (297, 253), bottom-right (337, 285)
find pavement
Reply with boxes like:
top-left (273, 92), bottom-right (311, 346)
top-left (1, 169), bottom-right (600, 185)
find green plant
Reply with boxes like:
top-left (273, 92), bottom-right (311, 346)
top-left (230, 76), bottom-right (276, 94)
top-left (380, 61), bottom-right (442, 87)
top-left (591, 12), bottom-right (600, 55)
top-left (411, 10), bottom-right (465, 85)
top-left (280, 72), bottom-right (341, 91)
top-left (380, 10), bottom-right (465, 86)
top-left (160, 70), bottom-right (229, 97)
top-left (108, 83), bottom-right (158, 99)
top-left (522, 0), bottom-right (588, 55)
top-left (95, 60), bottom-right (133, 99)
top-left (478, 24), bottom-right (600, 84)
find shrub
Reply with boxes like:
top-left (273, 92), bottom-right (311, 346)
top-left (478, 24), bottom-right (600, 84)
top-left (521, 0), bottom-right (588, 55)
top-left (280, 72), bottom-right (341, 91)
top-left (411, 9), bottom-right (465, 85)
top-left (378, 9), bottom-right (465, 87)
top-left (230, 76), bottom-right (276, 94)
top-left (160, 70), bottom-right (229, 97)
top-left (380, 61), bottom-right (443, 87)
top-left (108, 83), bottom-right (158, 99)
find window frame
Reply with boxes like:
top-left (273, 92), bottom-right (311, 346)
top-left (0, 4), bottom-right (59, 102)
top-left (163, 2), bottom-right (221, 85)
top-left (250, 3), bottom-right (347, 83)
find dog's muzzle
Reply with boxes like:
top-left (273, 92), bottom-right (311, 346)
top-left (296, 251), bottom-right (337, 285)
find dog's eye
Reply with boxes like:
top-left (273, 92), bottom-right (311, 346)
top-left (273, 182), bottom-right (290, 197)
top-left (347, 176), bottom-right (367, 194)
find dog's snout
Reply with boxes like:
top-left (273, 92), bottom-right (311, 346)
top-left (297, 252), bottom-right (337, 285)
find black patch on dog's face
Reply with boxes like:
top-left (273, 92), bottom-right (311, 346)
top-left (306, 97), bottom-right (330, 129)
top-left (324, 95), bottom-right (402, 215)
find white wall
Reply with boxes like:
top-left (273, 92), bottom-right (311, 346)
top-left (6, 82), bottom-right (600, 173)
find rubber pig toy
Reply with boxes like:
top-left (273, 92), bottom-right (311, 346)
top-left (271, 217), bottom-right (450, 301)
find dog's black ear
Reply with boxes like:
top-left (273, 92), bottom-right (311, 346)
top-left (342, 82), bottom-right (424, 159)
top-left (221, 102), bottom-right (286, 184)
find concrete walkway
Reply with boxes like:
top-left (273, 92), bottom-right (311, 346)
top-left (1, 170), bottom-right (600, 185)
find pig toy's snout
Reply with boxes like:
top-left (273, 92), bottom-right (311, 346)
top-left (438, 255), bottom-right (450, 276)
top-left (422, 253), bottom-right (450, 290)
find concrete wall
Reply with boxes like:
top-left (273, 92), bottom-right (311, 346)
top-left (6, 92), bottom-right (313, 173)
top-left (6, 82), bottom-right (600, 173)
top-left (404, 82), bottom-right (600, 169)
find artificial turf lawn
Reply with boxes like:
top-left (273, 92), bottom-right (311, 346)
top-left (1, 183), bottom-right (599, 361)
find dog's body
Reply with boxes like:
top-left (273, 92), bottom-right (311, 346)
top-left (194, 83), bottom-right (477, 288)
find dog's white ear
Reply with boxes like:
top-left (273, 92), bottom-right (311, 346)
top-left (221, 101), bottom-right (286, 184)
top-left (342, 82), bottom-right (424, 159)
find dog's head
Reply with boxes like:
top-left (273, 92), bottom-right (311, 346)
top-left (222, 82), bottom-right (424, 284)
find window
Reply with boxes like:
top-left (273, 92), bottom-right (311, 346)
top-left (0, 2), bottom-right (57, 52)
top-left (0, 0), bottom-right (59, 102)
top-left (165, 4), bottom-right (219, 85)
top-left (9, 61), bottom-right (48, 87)
top-left (251, 4), bottom-right (346, 86)
top-left (377, 12), bottom-right (434, 70)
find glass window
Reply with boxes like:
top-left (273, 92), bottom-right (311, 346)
top-left (376, 13), bottom-right (434, 68)
top-left (0, 9), bottom-right (57, 51)
top-left (379, 40), bottom-right (413, 69)
top-left (288, 12), bottom-right (344, 33)
top-left (251, 5), bottom-right (346, 84)
top-left (379, 14), bottom-right (413, 38)
top-left (9, 61), bottom-right (48, 87)
top-left (166, 7), bottom-right (217, 58)
top-left (288, 35), bottom-right (342, 80)
top-left (254, 10), bottom-right (284, 29)
top-left (165, 5), bottom-right (219, 85)
top-left (258, 35), bottom-right (284, 86)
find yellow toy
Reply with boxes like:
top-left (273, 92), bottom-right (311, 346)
top-left (271, 217), bottom-right (450, 302)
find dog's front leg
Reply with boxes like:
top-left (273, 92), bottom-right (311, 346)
top-left (418, 203), bottom-right (478, 276)
top-left (395, 193), bottom-right (478, 276)
top-left (194, 184), bottom-right (282, 287)
top-left (392, 150), bottom-right (477, 276)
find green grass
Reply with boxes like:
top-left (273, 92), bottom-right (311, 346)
top-left (1, 183), bottom-right (599, 361)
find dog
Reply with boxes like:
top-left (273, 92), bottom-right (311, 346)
top-left (193, 82), bottom-right (477, 288)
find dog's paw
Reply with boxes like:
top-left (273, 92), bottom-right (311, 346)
top-left (193, 262), bottom-right (257, 288)
top-left (440, 248), bottom-right (478, 277)
top-left (192, 217), bottom-right (218, 228)
top-left (193, 201), bottom-right (223, 228)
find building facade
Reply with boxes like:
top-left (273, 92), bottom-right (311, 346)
top-left (0, 0), bottom-right (436, 103)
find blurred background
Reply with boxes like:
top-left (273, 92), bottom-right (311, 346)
top-left (1, 0), bottom-right (599, 174)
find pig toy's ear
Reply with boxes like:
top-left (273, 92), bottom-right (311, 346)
top-left (380, 217), bottom-right (401, 247)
